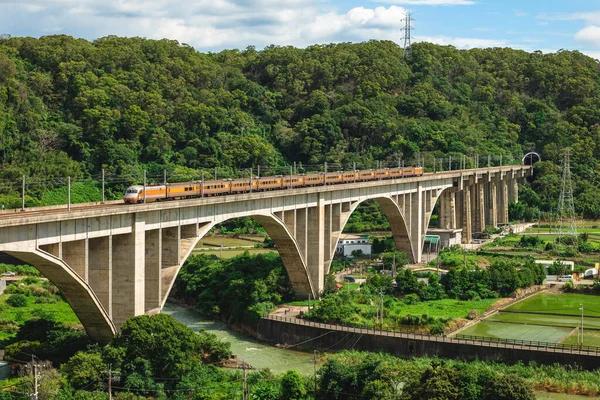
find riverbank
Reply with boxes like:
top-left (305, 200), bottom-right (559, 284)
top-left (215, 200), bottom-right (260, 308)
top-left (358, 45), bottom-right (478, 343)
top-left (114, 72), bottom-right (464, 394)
top-left (163, 303), bottom-right (315, 375)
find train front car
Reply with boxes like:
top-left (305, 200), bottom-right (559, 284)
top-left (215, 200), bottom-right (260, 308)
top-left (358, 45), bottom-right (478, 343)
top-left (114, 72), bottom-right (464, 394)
top-left (124, 185), bottom-right (144, 204)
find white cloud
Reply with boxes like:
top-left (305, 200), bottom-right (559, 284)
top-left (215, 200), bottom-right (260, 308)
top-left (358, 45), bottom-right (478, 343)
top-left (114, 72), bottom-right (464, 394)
top-left (513, 9), bottom-right (528, 17)
top-left (538, 11), bottom-right (600, 25)
top-left (0, 0), bottom-right (515, 52)
top-left (416, 35), bottom-right (507, 49)
top-left (574, 25), bottom-right (600, 47)
top-left (376, 0), bottom-right (474, 5)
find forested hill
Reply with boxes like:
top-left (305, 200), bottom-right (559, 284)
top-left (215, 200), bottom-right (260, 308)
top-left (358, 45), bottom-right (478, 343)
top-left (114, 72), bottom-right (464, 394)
top-left (1, 35), bottom-right (600, 216)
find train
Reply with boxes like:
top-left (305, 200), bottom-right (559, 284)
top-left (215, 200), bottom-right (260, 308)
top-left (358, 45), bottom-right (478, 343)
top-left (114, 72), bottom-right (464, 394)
top-left (123, 166), bottom-right (424, 204)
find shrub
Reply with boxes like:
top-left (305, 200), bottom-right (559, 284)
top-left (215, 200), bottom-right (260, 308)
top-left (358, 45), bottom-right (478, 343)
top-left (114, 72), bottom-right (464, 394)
top-left (429, 321), bottom-right (445, 335)
top-left (6, 294), bottom-right (28, 307)
top-left (403, 293), bottom-right (420, 305)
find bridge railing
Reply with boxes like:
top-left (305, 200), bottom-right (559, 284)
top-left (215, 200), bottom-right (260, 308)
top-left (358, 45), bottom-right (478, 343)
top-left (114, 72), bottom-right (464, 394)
top-left (264, 314), bottom-right (600, 356)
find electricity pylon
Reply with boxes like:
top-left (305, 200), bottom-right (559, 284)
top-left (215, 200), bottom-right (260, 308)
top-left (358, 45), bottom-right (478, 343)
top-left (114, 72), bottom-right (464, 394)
top-left (556, 148), bottom-right (578, 249)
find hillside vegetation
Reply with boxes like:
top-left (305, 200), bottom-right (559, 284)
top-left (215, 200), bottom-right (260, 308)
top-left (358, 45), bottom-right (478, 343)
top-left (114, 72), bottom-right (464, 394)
top-left (1, 36), bottom-right (599, 216)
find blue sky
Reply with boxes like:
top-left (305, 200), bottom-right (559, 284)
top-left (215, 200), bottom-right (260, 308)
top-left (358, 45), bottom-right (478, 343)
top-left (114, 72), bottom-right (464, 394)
top-left (1, 0), bottom-right (600, 58)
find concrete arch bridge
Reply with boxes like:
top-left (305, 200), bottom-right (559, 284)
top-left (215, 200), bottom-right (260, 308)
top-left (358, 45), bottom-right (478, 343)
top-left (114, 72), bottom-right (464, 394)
top-left (0, 165), bottom-right (529, 342)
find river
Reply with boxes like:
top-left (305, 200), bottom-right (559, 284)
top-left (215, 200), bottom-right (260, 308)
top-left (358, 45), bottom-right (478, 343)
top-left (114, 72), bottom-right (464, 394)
top-left (164, 303), bottom-right (594, 399)
top-left (163, 303), bottom-right (315, 375)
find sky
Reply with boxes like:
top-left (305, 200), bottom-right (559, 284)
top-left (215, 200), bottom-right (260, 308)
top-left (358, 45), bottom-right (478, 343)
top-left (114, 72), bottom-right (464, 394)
top-left (1, 0), bottom-right (600, 58)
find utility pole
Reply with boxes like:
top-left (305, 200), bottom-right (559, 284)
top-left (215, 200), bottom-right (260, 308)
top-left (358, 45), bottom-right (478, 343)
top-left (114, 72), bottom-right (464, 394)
top-left (32, 355), bottom-right (38, 400)
top-left (313, 350), bottom-right (318, 394)
top-left (106, 364), bottom-right (113, 400)
top-left (379, 290), bottom-right (384, 330)
top-left (242, 361), bottom-right (247, 400)
top-left (249, 168), bottom-right (253, 193)
top-left (580, 303), bottom-right (584, 349)
top-left (67, 176), bottom-right (71, 211)
top-left (21, 175), bottom-right (25, 212)
top-left (308, 292), bottom-right (311, 311)
top-left (101, 168), bottom-right (105, 204)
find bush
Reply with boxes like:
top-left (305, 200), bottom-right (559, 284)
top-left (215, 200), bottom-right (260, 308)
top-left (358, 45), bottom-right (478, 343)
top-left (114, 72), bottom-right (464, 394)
top-left (6, 294), bottom-right (28, 307)
top-left (403, 293), bottom-right (420, 305)
top-left (429, 321), bottom-right (445, 335)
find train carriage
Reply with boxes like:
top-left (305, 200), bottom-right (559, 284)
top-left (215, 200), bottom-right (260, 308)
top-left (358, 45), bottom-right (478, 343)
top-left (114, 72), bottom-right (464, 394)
top-left (325, 172), bottom-right (344, 184)
top-left (257, 176), bottom-right (283, 190)
top-left (281, 176), bottom-right (305, 188)
top-left (357, 170), bottom-right (375, 181)
top-left (124, 165), bottom-right (425, 203)
top-left (304, 173), bottom-right (323, 186)
top-left (230, 178), bottom-right (253, 193)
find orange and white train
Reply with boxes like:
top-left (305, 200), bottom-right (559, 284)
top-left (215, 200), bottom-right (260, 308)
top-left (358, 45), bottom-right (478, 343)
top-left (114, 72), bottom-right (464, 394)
top-left (123, 166), bottom-right (424, 204)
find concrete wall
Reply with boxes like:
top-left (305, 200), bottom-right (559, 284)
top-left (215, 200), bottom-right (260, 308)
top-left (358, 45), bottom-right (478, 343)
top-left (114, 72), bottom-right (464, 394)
top-left (257, 317), bottom-right (600, 370)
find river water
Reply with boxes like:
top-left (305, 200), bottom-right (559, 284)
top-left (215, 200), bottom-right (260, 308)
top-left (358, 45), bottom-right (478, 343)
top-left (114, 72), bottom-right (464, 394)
top-left (163, 304), bottom-right (593, 399)
top-left (163, 303), bottom-right (315, 375)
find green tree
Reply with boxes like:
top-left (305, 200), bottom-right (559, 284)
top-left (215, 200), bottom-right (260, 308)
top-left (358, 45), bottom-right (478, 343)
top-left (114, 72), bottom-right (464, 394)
top-left (280, 370), bottom-right (306, 400)
top-left (483, 374), bottom-right (535, 400)
top-left (61, 350), bottom-right (105, 390)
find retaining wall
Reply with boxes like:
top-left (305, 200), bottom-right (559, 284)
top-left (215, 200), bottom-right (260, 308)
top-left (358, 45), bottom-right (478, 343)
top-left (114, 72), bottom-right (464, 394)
top-left (257, 317), bottom-right (600, 370)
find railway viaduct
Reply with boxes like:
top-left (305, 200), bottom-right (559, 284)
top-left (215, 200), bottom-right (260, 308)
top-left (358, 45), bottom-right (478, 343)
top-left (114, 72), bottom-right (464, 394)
top-left (0, 165), bottom-right (530, 342)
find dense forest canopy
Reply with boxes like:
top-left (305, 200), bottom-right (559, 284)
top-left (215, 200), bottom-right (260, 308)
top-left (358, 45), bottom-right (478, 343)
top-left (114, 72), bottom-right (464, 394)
top-left (1, 35), bottom-right (600, 216)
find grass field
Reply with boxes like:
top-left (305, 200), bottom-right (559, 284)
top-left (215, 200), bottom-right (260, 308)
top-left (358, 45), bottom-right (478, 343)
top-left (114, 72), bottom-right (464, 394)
top-left (197, 237), bottom-right (260, 248)
top-left (489, 312), bottom-right (600, 330)
top-left (459, 321), bottom-right (573, 343)
top-left (192, 248), bottom-right (276, 259)
top-left (458, 293), bottom-right (600, 345)
top-left (505, 292), bottom-right (600, 318)
top-left (562, 329), bottom-right (600, 347)
top-left (386, 298), bottom-right (498, 320)
top-left (0, 294), bottom-right (79, 325)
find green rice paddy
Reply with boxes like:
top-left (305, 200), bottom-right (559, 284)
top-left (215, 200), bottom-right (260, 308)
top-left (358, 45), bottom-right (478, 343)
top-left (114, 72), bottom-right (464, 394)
top-left (506, 292), bottom-right (600, 318)
top-left (458, 321), bottom-right (573, 343)
top-left (457, 293), bottom-right (600, 346)
top-left (561, 330), bottom-right (600, 347)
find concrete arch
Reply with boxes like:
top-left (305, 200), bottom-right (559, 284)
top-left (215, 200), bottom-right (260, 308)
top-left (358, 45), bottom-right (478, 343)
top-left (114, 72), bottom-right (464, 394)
top-left (160, 214), bottom-right (315, 305)
top-left (331, 196), bottom-right (414, 272)
top-left (3, 249), bottom-right (117, 343)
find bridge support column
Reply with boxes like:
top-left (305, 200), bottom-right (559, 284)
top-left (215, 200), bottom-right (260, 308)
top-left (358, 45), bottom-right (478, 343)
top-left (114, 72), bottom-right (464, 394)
top-left (471, 183), bottom-right (485, 234)
top-left (497, 179), bottom-right (509, 224)
top-left (486, 181), bottom-right (497, 228)
top-left (88, 236), bottom-right (112, 317)
top-left (161, 226), bottom-right (180, 302)
top-left (145, 229), bottom-right (161, 313)
top-left (111, 213), bottom-right (145, 329)
top-left (509, 177), bottom-right (519, 204)
top-left (462, 186), bottom-right (472, 244)
top-left (307, 196), bottom-right (325, 294)
top-left (63, 239), bottom-right (88, 281)
top-left (410, 185), bottom-right (423, 263)
top-left (438, 190), bottom-right (456, 230)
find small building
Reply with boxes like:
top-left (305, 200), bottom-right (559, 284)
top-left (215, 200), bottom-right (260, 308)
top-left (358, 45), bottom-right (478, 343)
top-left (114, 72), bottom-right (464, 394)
top-left (535, 259), bottom-right (575, 281)
top-left (534, 259), bottom-right (575, 271)
top-left (336, 235), bottom-right (372, 258)
top-left (426, 228), bottom-right (463, 248)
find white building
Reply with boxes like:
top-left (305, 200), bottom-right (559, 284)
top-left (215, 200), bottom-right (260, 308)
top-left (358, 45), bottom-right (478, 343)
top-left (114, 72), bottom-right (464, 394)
top-left (534, 259), bottom-right (575, 271)
top-left (336, 235), bottom-right (372, 258)
top-left (426, 228), bottom-right (463, 248)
